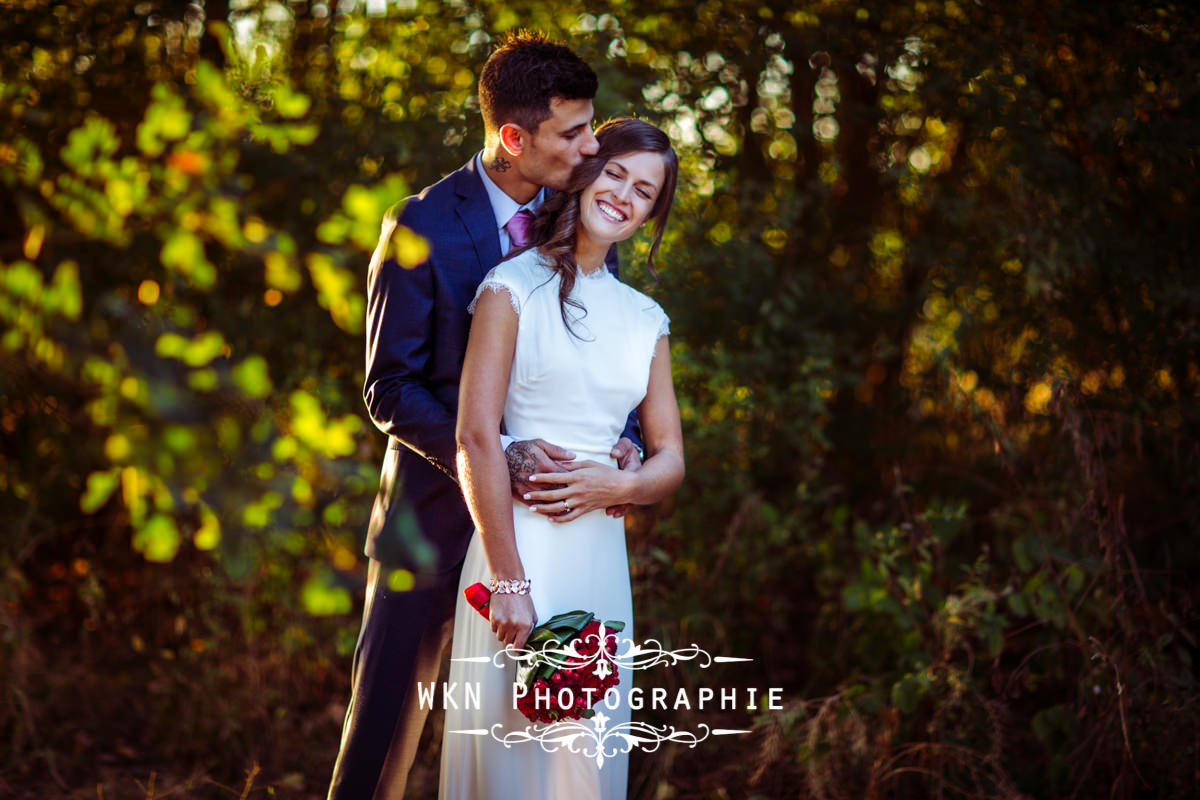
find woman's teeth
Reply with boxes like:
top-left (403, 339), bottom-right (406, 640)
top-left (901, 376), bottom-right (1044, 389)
top-left (598, 200), bottom-right (626, 223)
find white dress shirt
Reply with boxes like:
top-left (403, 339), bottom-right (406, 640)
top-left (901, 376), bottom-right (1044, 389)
top-left (475, 151), bottom-right (546, 255)
top-left (474, 152), bottom-right (546, 454)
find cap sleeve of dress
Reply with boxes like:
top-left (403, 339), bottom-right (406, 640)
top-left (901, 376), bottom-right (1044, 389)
top-left (468, 255), bottom-right (535, 316)
top-left (640, 297), bottom-right (670, 365)
top-left (640, 295), bottom-right (669, 340)
top-left (654, 304), bottom-right (671, 340)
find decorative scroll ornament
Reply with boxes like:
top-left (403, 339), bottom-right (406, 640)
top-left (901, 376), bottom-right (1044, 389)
top-left (451, 716), bottom-right (750, 769)
top-left (469, 628), bottom-right (751, 674)
top-left (449, 632), bottom-right (756, 766)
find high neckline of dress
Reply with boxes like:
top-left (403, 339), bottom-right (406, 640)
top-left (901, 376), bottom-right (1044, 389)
top-left (577, 265), bottom-right (611, 282)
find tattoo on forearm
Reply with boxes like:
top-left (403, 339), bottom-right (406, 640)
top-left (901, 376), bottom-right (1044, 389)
top-left (491, 155), bottom-right (511, 172)
top-left (506, 441), bottom-right (537, 483)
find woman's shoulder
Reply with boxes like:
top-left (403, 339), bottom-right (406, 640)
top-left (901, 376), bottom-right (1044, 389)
top-left (611, 277), bottom-right (667, 317)
top-left (490, 248), bottom-right (555, 285)
top-left (471, 249), bottom-right (555, 315)
top-left (609, 278), bottom-right (670, 339)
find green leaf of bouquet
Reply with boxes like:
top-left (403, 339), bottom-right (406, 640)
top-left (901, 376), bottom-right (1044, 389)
top-left (526, 629), bottom-right (558, 649)
top-left (540, 610), bottom-right (593, 632)
top-left (546, 626), bottom-right (579, 642)
top-left (602, 620), bottom-right (626, 633)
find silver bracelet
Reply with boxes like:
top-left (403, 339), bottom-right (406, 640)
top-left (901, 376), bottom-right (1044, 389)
top-left (490, 577), bottom-right (532, 595)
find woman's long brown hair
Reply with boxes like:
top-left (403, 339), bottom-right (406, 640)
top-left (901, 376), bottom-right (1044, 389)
top-left (513, 117), bottom-right (678, 336)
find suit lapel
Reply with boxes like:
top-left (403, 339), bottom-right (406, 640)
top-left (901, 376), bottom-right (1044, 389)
top-left (454, 158), bottom-right (502, 278)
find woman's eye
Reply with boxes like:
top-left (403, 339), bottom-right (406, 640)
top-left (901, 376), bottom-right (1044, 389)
top-left (605, 170), bottom-right (620, 179)
top-left (636, 189), bottom-right (652, 199)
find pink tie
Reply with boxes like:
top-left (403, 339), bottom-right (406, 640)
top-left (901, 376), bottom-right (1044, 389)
top-left (505, 209), bottom-right (535, 250)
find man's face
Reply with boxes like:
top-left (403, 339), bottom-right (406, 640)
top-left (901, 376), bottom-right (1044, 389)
top-left (519, 97), bottom-right (598, 191)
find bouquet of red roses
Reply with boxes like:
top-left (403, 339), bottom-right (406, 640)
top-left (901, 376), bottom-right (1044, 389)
top-left (465, 583), bottom-right (624, 724)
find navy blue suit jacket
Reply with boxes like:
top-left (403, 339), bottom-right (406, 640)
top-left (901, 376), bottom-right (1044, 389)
top-left (362, 157), bottom-right (630, 573)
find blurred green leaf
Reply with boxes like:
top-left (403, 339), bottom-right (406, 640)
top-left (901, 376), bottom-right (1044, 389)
top-left (61, 114), bottom-right (119, 174)
top-left (301, 572), bottom-right (352, 616)
top-left (272, 84), bottom-right (311, 119)
top-left (232, 355), bottom-right (273, 398)
top-left (133, 514), bottom-right (181, 562)
top-left (80, 468), bottom-right (120, 513)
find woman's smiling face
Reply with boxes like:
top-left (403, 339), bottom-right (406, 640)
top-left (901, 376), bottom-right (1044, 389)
top-left (578, 151), bottom-right (666, 246)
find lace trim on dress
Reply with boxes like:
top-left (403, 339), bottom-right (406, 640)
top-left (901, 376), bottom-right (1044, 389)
top-left (578, 266), bottom-right (611, 282)
top-left (649, 317), bottom-right (671, 363)
top-left (467, 280), bottom-right (521, 316)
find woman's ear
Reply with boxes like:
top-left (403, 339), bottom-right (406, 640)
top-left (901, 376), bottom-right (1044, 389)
top-left (498, 123), bottom-right (524, 157)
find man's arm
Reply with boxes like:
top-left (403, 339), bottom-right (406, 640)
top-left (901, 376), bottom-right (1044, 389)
top-left (363, 206), bottom-right (459, 478)
top-left (365, 205), bottom-right (584, 486)
top-left (618, 413), bottom-right (643, 453)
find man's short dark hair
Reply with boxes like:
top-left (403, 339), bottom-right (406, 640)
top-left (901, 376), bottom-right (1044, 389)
top-left (478, 31), bottom-right (598, 135)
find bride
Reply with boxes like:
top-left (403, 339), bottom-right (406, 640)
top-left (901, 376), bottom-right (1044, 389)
top-left (440, 118), bottom-right (684, 799)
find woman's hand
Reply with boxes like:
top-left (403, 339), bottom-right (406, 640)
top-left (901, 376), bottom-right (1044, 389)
top-left (492, 594), bottom-right (540, 652)
top-left (489, 593), bottom-right (537, 650)
top-left (524, 460), bottom-right (635, 523)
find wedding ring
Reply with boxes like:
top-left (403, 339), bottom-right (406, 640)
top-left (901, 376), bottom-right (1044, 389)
top-left (563, 502), bottom-right (572, 512)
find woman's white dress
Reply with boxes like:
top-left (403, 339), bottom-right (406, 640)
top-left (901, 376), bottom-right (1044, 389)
top-left (439, 249), bottom-right (669, 800)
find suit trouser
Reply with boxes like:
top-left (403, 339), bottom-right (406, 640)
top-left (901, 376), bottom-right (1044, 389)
top-left (327, 557), bottom-right (461, 800)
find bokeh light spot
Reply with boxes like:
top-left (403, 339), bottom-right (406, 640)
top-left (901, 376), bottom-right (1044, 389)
top-left (137, 279), bottom-right (161, 305)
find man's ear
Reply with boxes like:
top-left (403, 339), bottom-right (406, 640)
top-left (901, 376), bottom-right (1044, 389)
top-left (498, 123), bottom-right (525, 157)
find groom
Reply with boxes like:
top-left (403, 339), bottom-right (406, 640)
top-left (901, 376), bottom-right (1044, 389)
top-left (328, 32), bottom-right (643, 799)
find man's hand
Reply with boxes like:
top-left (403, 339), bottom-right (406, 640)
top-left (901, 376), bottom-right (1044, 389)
top-left (606, 437), bottom-right (643, 518)
top-left (506, 438), bottom-right (574, 504)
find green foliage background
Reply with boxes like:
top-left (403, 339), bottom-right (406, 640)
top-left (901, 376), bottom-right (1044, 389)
top-left (1, 1), bottom-right (1196, 797)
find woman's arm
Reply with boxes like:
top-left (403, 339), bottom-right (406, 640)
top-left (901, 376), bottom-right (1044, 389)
top-left (456, 288), bottom-right (537, 649)
top-left (525, 336), bottom-right (684, 521)
top-left (624, 335), bottom-right (685, 503)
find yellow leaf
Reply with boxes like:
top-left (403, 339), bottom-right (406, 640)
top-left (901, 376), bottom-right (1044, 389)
top-left (134, 514), bottom-right (181, 562)
top-left (392, 224), bottom-right (430, 268)
top-left (80, 469), bottom-right (120, 513)
top-left (232, 355), bottom-right (272, 398)
top-left (194, 509), bottom-right (221, 550)
top-left (388, 569), bottom-right (415, 592)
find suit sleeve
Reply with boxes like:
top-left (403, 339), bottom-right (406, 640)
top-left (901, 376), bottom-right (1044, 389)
top-left (362, 208), bottom-right (459, 479)
top-left (606, 243), bottom-right (644, 451)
